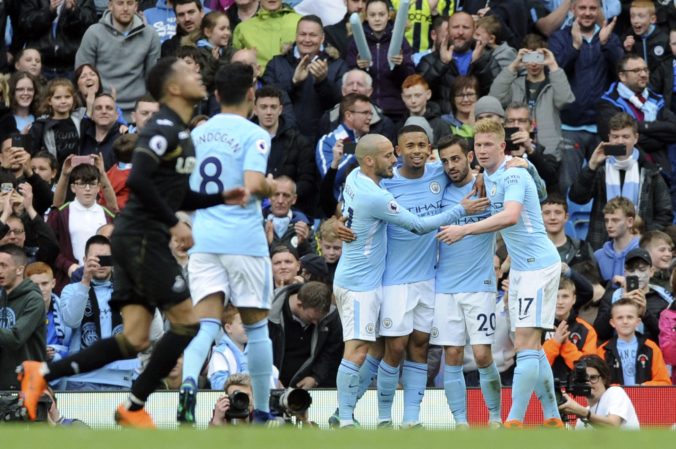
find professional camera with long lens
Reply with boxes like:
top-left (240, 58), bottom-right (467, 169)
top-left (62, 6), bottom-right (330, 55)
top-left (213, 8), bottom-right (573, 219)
top-left (554, 360), bottom-right (592, 421)
top-left (269, 388), bottom-right (312, 419)
top-left (0, 393), bottom-right (51, 423)
top-left (224, 391), bottom-right (251, 421)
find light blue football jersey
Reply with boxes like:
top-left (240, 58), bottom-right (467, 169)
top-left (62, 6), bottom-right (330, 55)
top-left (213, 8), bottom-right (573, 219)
top-left (189, 113), bottom-right (270, 257)
top-left (334, 168), bottom-right (466, 292)
top-left (484, 161), bottom-right (559, 271)
top-left (436, 177), bottom-right (496, 294)
top-left (382, 163), bottom-right (448, 286)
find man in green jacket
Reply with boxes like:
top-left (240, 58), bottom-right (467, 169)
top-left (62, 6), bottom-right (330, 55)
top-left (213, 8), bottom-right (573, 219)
top-left (0, 244), bottom-right (46, 390)
top-left (233, 0), bottom-right (301, 73)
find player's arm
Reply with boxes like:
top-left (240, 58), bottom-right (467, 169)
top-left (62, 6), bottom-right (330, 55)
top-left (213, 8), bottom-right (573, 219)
top-left (245, 134), bottom-right (276, 199)
top-left (245, 171), bottom-right (276, 199)
top-left (180, 187), bottom-right (248, 211)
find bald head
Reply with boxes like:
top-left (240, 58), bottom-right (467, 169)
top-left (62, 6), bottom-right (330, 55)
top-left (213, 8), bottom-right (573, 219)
top-left (448, 11), bottom-right (474, 53)
top-left (356, 134), bottom-right (390, 163)
top-left (231, 49), bottom-right (260, 77)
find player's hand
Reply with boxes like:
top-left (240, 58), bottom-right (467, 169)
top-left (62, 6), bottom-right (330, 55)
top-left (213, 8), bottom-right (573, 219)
top-left (335, 216), bottom-right (356, 242)
top-left (294, 221), bottom-right (310, 243)
top-left (222, 187), bottom-right (249, 206)
top-left (170, 221), bottom-right (194, 252)
top-left (472, 172), bottom-right (486, 198)
top-left (436, 224), bottom-right (467, 244)
top-left (623, 35), bottom-right (635, 52)
top-left (553, 320), bottom-right (570, 344)
top-left (264, 220), bottom-right (274, 244)
top-left (295, 376), bottom-right (318, 390)
top-left (460, 194), bottom-right (490, 214)
top-left (587, 141), bottom-right (608, 171)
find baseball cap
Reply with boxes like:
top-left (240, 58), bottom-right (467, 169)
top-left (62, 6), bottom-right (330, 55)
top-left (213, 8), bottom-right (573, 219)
top-left (299, 254), bottom-right (329, 278)
top-left (624, 248), bottom-right (652, 266)
top-left (474, 96), bottom-right (505, 119)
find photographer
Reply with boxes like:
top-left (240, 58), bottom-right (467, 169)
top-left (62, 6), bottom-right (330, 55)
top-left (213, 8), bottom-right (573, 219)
top-left (504, 102), bottom-right (559, 192)
top-left (210, 373), bottom-right (255, 426)
top-left (558, 354), bottom-right (640, 429)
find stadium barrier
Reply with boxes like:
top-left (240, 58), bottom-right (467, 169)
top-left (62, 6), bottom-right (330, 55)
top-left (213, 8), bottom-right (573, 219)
top-left (47, 387), bottom-right (676, 429)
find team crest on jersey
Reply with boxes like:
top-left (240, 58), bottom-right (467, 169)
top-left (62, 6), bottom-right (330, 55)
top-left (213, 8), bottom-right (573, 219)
top-left (172, 274), bottom-right (187, 293)
top-left (382, 318), bottom-right (392, 329)
top-left (255, 139), bottom-right (269, 155)
top-left (490, 184), bottom-right (497, 197)
top-left (387, 201), bottom-right (400, 213)
top-left (149, 135), bottom-right (168, 156)
top-left (429, 181), bottom-right (441, 194)
top-left (365, 322), bottom-right (375, 335)
top-left (430, 327), bottom-right (439, 338)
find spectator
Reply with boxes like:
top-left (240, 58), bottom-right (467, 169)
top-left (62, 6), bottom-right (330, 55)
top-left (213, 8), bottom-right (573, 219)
top-left (324, 0), bottom-right (366, 58)
top-left (0, 72), bottom-right (40, 135)
top-left (542, 195), bottom-right (595, 268)
top-left (262, 14), bottom-right (346, 142)
top-left (569, 113), bottom-right (672, 250)
top-left (271, 244), bottom-right (302, 289)
top-left (0, 183), bottom-right (60, 266)
top-left (59, 235), bottom-right (136, 390)
top-left (14, 48), bottom-right (44, 80)
top-left (224, 0), bottom-right (259, 31)
top-left (558, 354), bottom-right (640, 428)
top-left (104, 134), bottom-right (136, 212)
top-left (19, 0), bottom-right (97, 79)
top-left (30, 151), bottom-right (59, 192)
top-left (80, 94), bottom-right (125, 170)
top-left (621, 1), bottom-right (669, 72)
top-left (472, 15), bottom-right (517, 80)
top-left (232, 0), bottom-right (301, 73)
top-left (73, 64), bottom-right (124, 123)
top-left (417, 12), bottom-right (493, 114)
top-left (411, 14), bottom-right (447, 67)
top-left (47, 164), bottom-right (115, 293)
top-left (346, 0), bottom-right (414, 122)
top-left (128, 95), bottom-right (159, 134)
top-left (75, 0), bottom-right (161, 120)
top-left (598, 55), bottom-right (676, 179)
top-left (160, 0), bottom-right (205, 57)
top-left (298, 253), bottom-right (330, 284)
top-left (397, 74), bottom-right (450, 146)
top-left (597, 298), bottom-right (671, 385)
top-left (639, 230), bottom-right (673, 290)
top-left (208, 305), bottom-right (248, 390)
top-left (316, 93), bottom-right (370, 202)
top-left (144, 0), bottom-right (177, 44)
top-left (649, 29), bottom-right (676, 114)
top-left (263, 176), bottom-right (314, 257)
top-left (598, 247), bottom-right (673, 343)
top-left (548, 0), bottom-right (623, 194)
top-left (253, 86), bottom-right (317, 218)
top-left (317, 217), bottom-right (342, 283)
top-left (660, 297), bottom-right (676, 384)
top-left (504, 102), bottom-right (560, 191)
top-left (317, 69), bottom-right (397, 143)
top-left (29, 79), bottom-right (84, 165)
top-left (593, 196), bottom-right (640, 283)
top-left (0, 244), bottom-right (46, 390)
top-left (269, 281), bottom-right (342, 388)
top-left (489, 34), bottom-right (575, 162)
top-left (0, 135), bottom-right (53, 217)
top-left (209, 373), bottom-right (255, 426)
top-left (440, 75), bottom-right (480, 140)
top-left (543, 277), bottom-right (598, 381)
top-left (389, 0), bottom-right (448, 54)
top-left (25, 262), bottom-right (72, 379)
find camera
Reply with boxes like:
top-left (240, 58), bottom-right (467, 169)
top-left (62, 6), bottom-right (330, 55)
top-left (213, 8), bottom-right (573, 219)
top-left (224, 391), bottom-right (250, 420)
top-left (269, 388), bottom-right (312, 418)
top-left (554, 361), bottom-right (592, 408)
top-left (0, 392), bottom-right (51, 423)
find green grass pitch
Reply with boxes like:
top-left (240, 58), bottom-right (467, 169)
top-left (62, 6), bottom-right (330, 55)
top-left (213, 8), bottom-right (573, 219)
top-left (1, 426), bottom-right (674, 449)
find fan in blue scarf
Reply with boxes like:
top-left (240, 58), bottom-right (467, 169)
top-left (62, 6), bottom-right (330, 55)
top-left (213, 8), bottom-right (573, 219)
top-left (606, 147), bottom-right (640, 206)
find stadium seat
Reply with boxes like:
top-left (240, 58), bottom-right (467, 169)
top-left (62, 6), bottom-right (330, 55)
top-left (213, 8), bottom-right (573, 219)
top-left (565, 197), bottom-right (593, 241)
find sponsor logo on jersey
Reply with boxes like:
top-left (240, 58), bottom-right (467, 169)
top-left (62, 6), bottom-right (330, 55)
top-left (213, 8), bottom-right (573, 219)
top-left (256, 139), bottom-right (269, 155)
top-left (387, 201), bottom-right (400, 213)
top-left (149, 135), bottom-right (168, 156)
top-left (175, 156), bottom-right (196, 174)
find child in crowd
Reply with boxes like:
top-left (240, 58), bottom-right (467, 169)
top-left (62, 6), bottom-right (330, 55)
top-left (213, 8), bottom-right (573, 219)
top-left (208, 305), bottom-right (248, 390)
top-left (622, 1), bottom-right (669, 71)
top-left (473, 16), bottom-right (517, 79)
top-left (543, 278), bottom-right (597, 381)
top-left (318, 218), bottom-right (343, 285)
top-left (639, 230), bottom-right (674, 290)
top-left (30, 151), bottom-right (58, 190)
top-left (30, 79), bottom-right (84, 165)
top-left (597, 298), bottom-right (671, 386)
top-left (14, 48), bottom-right (43, 79)
top-left (104, 134), bottom-right (136, 212)
top-left (399, 74), bottom-right (450, 146)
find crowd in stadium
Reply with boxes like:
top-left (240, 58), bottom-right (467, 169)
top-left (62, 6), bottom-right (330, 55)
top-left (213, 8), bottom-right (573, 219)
top-left (0, 0), bottom-right (675, 429)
